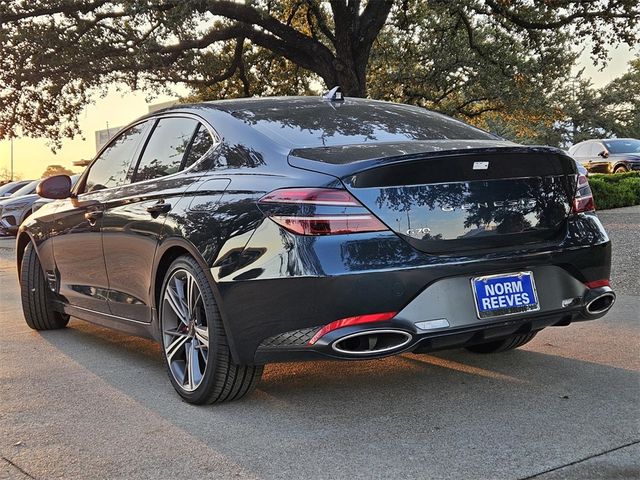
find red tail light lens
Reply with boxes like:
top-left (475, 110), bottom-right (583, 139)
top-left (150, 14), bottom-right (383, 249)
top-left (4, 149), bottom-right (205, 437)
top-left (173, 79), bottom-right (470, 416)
top-left (572, 174), bottom-right (595, 213)
top-left (259, 188), bottom-right (388, 236)
top-left (308, 311), bottom-right (398, 345)
top-left (585, 279), bottom-right (610, 289)
top-left (260, 188), bottom-right (360, 206)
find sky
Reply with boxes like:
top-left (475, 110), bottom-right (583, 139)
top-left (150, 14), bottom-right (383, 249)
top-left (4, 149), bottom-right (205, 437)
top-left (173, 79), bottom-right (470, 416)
top-left (0, 44), bottom-right (637, 180)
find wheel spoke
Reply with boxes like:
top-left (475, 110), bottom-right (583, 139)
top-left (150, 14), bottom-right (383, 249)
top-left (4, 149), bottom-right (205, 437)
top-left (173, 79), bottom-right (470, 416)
top-left (164, 328), bottom-right (187, 338)
top-left (191, 340), bottom-right (204, 385)
top-left (165, 334), bottom-right (189, 363)
top-left (184, 341), bottom-right (200, 390)
top-left (186, 274), bottom-right (195, 319)
top-left (165, 284), bottom-right (188, 325)
top-left (194, 325), bottom-right (209, 347)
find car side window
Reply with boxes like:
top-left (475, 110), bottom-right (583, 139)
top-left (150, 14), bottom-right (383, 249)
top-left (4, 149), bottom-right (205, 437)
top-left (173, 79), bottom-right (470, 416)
top-left (571, 144), bottom-right (584, 157)
top-left (134, 117), bottom-right (199, 182)
top-left (183, 123), bottom-right (215, 169)
top-left (587, 143), bottom-right (600, 157)
top-left (84, 122), bottom-right (150, 193)
top-left (577, 143), bottom-right (591, 157)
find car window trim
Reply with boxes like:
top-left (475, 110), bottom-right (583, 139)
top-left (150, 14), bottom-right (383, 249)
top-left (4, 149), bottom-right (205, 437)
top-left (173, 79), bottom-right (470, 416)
top-left (130, 118), bottom-right (160, 184)
top-left (130, 116), bottom-right (200, 183)
top-left (74, 113), bottom-right (220, 198)
top-left (179, 123), bottom-right (203, 171)
top-left (596, 142), bottom-right (607, 155)
top-left (74, 119), bottom-right (153, 196)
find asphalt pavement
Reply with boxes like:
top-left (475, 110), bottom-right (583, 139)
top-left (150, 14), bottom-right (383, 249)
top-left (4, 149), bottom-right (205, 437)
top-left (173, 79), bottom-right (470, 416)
top-left (0, 208), bottom-right (638, 480)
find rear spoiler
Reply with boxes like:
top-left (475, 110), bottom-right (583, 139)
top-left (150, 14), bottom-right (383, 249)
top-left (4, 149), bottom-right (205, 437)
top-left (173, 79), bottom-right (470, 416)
top-left (288, 141), bottom-right (577, 180)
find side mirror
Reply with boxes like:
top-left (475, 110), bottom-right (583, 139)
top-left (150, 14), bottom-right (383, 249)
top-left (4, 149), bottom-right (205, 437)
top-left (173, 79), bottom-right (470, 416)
top-left (598, 150), bottom-right (609, 158)
top-left (37, 175), bottom-right (72, 199)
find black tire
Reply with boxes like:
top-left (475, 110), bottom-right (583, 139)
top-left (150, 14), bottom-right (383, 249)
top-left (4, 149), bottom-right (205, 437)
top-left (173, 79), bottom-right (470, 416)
top-left (466, 332), bottom-right (537, 354)
top-left (613, 165), bottom-right (628, 174)
top-left (159, 255), bottom-right (263, 404)
top-left (20, 242), bottom-right (70, 330)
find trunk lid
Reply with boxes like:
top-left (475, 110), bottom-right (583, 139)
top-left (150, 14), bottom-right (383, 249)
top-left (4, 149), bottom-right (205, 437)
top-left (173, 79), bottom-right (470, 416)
top-left (289, 143), bottom-right (577, 253)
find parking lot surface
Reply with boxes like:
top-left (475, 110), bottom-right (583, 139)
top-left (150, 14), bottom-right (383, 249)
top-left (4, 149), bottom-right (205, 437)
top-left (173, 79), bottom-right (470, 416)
top-left (0, 208), bottom-right (638, 480)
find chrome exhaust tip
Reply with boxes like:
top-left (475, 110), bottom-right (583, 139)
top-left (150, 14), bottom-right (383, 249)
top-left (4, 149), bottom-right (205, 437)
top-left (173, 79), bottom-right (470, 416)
top-left (331, 329), bottom-right (412, 356)
top-left (582, 287), bottom-right (616, 318)
top-left (585, 292), bottom-right (616, 315)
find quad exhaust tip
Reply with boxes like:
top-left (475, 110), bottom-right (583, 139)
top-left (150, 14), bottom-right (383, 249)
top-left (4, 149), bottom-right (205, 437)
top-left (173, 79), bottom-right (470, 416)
top-left (332, 329), bottom-right (412, 356)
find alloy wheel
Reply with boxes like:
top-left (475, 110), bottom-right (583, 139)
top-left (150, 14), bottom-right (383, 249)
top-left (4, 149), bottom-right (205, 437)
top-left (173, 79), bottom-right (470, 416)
top-left (161, 268), bottom-right (209, 392)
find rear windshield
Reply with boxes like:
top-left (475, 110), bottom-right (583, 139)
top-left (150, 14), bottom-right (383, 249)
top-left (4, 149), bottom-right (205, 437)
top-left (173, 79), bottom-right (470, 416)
top-left (231, 100), bottom-right (495, 148)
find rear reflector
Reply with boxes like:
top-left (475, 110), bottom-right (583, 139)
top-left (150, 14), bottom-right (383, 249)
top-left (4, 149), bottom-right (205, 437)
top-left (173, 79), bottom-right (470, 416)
top-left (308, 311), bottom-right (397, 345)
top-left (572, 174), bottom-right (595, 213)
top-left (585, 279), bottom-right (610, 289)
top-left (259, 188), bottom-right (388, 236)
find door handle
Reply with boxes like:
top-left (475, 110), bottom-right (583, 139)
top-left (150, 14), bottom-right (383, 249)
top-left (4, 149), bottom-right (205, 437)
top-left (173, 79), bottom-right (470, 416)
top-left (84, 210), bottom-right (103, 225)
top-left (146, 201), bottom-right (172, 216)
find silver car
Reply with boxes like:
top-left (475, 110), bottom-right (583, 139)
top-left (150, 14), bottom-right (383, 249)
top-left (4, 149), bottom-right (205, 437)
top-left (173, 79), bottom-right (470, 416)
top-left (0, 180), bottom-right (32, 198)
top-left (0, 180), bottom-right (41, 236)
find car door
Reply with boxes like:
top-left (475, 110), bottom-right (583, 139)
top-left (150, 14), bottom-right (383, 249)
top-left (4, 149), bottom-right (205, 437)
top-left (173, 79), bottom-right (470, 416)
top-left (571, 144), bottom-right (591, 170)
top-left (588, 142), bottom-right (610, 173)
top-left (101, 115), bottom-right (214, 323)
top-left (53, 121), bottom-right (151, 313)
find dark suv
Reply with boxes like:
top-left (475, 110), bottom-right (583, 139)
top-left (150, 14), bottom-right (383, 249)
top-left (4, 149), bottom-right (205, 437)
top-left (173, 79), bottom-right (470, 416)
top-left (18, 96), bottom-right (615, 404)
top-left (569, 138), bottom-right (640, 173)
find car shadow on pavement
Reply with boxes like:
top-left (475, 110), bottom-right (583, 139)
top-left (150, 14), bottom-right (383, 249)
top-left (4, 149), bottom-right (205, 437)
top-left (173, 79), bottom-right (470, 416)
top-left (35, 317), bottom-right (640, 479)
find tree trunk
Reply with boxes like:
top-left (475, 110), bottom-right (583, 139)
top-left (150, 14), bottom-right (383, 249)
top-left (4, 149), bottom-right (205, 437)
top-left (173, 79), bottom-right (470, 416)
top-left (329, 26), bottom-right (367, 96)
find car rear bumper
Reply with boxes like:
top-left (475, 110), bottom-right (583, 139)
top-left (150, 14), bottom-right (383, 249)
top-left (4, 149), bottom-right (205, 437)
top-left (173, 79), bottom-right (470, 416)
top-left (213, 212), bottom-right (613, 365)
top-left (253, 309), bottom-right (591, 364)
top-left (252, 281), bottom-right (614, 364)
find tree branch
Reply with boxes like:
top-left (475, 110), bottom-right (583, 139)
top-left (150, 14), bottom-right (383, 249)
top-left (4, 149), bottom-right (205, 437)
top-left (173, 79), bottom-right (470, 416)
top-left (483, 0), bottom-right (640, 30)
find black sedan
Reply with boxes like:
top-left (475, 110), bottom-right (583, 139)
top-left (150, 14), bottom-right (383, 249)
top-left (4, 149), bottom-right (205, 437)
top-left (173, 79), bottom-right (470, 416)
top-left (569, 138), bottom-right (640, 173)
top-left (18, 94), bottom-right (615, 404)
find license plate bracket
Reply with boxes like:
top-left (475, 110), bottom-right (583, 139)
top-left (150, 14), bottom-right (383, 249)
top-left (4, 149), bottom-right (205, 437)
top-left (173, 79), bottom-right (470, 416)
top-left (471, 271), bottom-right (540, 319)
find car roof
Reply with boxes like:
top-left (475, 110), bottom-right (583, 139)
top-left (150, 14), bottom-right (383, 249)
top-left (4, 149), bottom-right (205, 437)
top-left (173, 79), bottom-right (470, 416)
top-left (146, 96), bottom-right (497, 149)
top-left (574, 138), bottom-right (637, 145)
top-left (0, 180), bottom-right (28, 194)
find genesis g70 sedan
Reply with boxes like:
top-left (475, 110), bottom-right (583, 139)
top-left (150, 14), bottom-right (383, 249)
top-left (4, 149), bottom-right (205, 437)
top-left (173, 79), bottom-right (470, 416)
top-left (17, 93), bottom-right (615, 403)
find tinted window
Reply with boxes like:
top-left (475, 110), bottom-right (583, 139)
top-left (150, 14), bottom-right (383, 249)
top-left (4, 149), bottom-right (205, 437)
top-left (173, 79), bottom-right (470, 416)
top-left (0, 181), bottom-right (29, 196)
top-left (570, 144), bottom-right (587, 157)
top-left (603, 139), bottom-right (640, 154)
top-left (589, 143), bottom-right (604, 156)
top-left (134, 118), bottom-right (198, 182)
top-left (85, 122), bottom-right (149, 193)
top-left (183, 124), bottom-right (214, 169)
top-left (10, 180), bottom-right (39, 197)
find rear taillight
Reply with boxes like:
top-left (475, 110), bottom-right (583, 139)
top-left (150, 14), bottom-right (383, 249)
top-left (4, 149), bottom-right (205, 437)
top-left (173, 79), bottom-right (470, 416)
top-left (572, 174), bottom-right (595, 213)
top-left (308, 311), bottom-right (398, 345)
top-left (258, 188), bottom-right (388, 235)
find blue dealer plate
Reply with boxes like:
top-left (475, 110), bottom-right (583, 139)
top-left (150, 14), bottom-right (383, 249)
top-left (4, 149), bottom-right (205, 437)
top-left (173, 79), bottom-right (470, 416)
top-left (471, 271), bottom-right (540, 319)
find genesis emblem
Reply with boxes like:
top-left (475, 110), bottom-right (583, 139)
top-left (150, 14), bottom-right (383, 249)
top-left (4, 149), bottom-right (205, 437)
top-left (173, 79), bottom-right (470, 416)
top-left (473, 161), bottom-right (489, 170)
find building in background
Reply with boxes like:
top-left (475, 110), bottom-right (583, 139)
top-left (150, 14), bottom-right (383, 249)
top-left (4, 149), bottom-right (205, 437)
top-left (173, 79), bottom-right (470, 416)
top-left (72, 159), bottom-right (92, 168)
top-left (92, 99), bottom-right (179, 154)
top-left (148, 100), bottom-right (178, 113)
top-left (95, 126), bottom-right (122, 152)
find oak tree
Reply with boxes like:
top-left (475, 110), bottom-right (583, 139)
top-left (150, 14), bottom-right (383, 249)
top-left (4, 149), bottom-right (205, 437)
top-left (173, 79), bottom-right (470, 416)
top-left (1, 0), bottom-right (638, 145)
